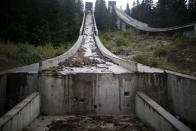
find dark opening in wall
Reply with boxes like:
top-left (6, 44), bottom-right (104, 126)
top-left (124, 92), bottom-right (130, 96)
top-left (74, 97), bottom-right (78, 101)
top-left (80, 98), bottom-right (85, 103)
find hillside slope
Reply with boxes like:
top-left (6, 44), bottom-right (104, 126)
top-left (100, 31), bottom-right (196, 76)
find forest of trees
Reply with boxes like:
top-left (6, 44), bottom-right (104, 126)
top-left (0, 0), bottom-right (83, 45)
top-left (130, 0), bottom-right (196, 27)
top-left (1, 0), bottom-right (195, 43)
top-left (94, 0), bottom-right (117, 32)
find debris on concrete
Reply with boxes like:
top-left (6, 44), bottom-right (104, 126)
top-left (43, 13), bottom-right (130, 75)
top-left (25, 115), bottom-right (153, 131)
top-left (47, 115), bottom-right (152, 131)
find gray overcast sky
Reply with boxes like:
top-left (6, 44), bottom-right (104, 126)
top-left (83, 0), bottom-right (158, 10)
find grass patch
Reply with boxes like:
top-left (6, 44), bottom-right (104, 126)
top-left (133, 53), bottom-right (160, 67)
top-left (154, 45), bottom-right (169, 57)
top-left (100, 31), bottom-right (196, 76)
top-left (116, 37), bottom-right (128, 46)
top-left (0, 41), bottom-right (70, 70)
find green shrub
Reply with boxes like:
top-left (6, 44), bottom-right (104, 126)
top-left (0, 41), bottom-right (67, 70)
top-left (116, 37), bottom-right (128, 46)
top-left (133, 53), bottom-right (160, 67)
top-left (154, 45), bottom-right (169, 57)
top-left (123, 32), bottom-right (131, 37)
top-left (16, 44), bottom-right (41, 64)
top-left (102, 34), bottom-right (111, 41)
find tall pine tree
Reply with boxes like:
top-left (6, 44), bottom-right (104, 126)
top-left (125, 3), bottom-right (131, 16)
top-left (95, 0), bottom-right (108, 32)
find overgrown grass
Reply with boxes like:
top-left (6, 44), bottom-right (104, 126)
top-left (100, 31), bottom-right (196, 76)
top-left (133, 53), bottom-right (160, 67)
top-left (0, 41), bottom-right (71, 70)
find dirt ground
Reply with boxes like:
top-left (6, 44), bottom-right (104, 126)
top-left (46, 115), bottom-right (153, 131)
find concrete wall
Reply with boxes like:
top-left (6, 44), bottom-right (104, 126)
top-left (38, 72), bottom-right (172, 116)
top-left (137, 73), bottom-right (168, 108)
top-left (0, 75), bottom-right (7, 116)
top-left (183, 30), bottom-right (196, 38)
top-left (0, 73), bottom-right (38, 116)
top-left (116, 17), bottom-right (121, 30)
top-left (0, 92), bottom-right (40, 131)
top-left (167, 71), bottom-right (196, 127)
top-left (39, 73), bottom-right (137, 115)
top-left (121, 21), bottom-right (126, 32)
top-left (6, 73), bottom-right (38, 112)
top-left (136, 92), bottom-right (192, 131)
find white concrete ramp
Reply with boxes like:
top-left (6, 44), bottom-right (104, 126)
top-left (115, 7), bottom-right (196, 32)
top-left (52, 13), bottom-right (130, 74)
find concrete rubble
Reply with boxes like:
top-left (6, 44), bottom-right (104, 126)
top-left (25, 115), bottom-right (153, 131)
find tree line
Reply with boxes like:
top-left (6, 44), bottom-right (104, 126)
top-left (94, 0), bottom-right (117, 32)
top-left (129, 0), bottom-right (196, 27)
top-left (1, 0), bottom-right (195, 44)
top-left (0, 0), bottom-right (83, 45)
top-left (94, 0), bottom-right (196, 31)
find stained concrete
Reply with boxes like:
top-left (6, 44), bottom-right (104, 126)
top-left (136, 92), bottom-right (192, 131)
top-left (0, 73), bottom-right (38, 116)
top-left (167, 73), bottom-right (196, 129)
top-left (137, 73), bottom-right (168, 108)
top-left (0, 92), bottom-right (40, 131)
top-left (39, 73), bottom-right (136, 115)
top-left (6, 73), bottom-right (38, 111)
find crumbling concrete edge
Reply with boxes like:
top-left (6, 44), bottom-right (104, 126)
top-left (136, 92), bottom-right (192, 131)
top-left (166, 70), bottom-right (196, 81)
top-left (0, 92), bottom-right (40, 131)
top-left (0, 63), bottom-right (39, 75)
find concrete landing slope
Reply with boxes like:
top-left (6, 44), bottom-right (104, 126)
top-left (115, 7), bottom-right (196, 32)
